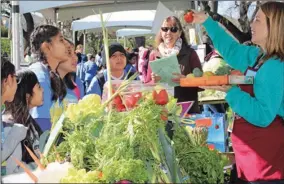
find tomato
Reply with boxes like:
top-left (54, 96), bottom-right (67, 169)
top-left (133, 92), bottom-right (142, 101)
top-left (116, 103), bottom-right (126, 112)
top-left (152, 89), bottom-right (169, 105)
top-left (113, 95), bottom-right (123, 105)
top-left (124, 95), bottom-right (138, 109)
top-left (184, 11), bottom-right (194, 23)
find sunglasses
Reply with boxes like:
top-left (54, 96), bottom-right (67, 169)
top-left (161, 27), bottom-right (179, 33)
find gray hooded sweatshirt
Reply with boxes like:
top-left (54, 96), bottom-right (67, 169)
top-left (1, 115), bottom-right (28, 175)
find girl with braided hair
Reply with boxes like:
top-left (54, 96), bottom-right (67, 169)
top-left (29, 25), bottom-right (69, 131)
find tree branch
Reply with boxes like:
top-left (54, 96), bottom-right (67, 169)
top-left (207, 11), bottom-right (251, 43)
top-left (250, 1), bottom-right (261, 23)
top-left (238, 1), bottom-right (251, 32)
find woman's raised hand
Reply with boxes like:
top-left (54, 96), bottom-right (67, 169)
top-left (192, 11), bottom-right (209, 24)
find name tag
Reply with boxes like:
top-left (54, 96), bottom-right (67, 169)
top-left (246, 69), bottom-right (257, 77)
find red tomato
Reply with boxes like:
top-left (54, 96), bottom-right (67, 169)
top-left (113, 95), bottom-right (122, 105)
top-left (116, 103), bottom-right (126, 112)
top-left (124, 95), bottom-right (138, 109)
top-left (184, 11), bottom-right (194, 23)
top-left (133, 92), bottom-right (142, 101)
top-left (152, 89), bottom-right (169, 105)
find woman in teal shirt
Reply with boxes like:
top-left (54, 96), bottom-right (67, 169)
top-left (193, 2), bottom-right (284, 183)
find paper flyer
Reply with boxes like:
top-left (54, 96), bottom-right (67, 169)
top-left (149, 55), bottom-right (181, 87)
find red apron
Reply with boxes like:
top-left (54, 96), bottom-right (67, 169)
top-left (232, 62), bottom-right (284, 182)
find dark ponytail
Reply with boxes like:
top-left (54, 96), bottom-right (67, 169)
top-left (30, 25), bottom-right (66, 101)
top-left (49, 65), bottom-right (66, 101)
top-left (1, 57), bottom-right (15, 83)
top-left (63, 38), bottom-right (77, 90)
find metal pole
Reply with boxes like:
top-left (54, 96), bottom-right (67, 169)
top-left (123, 37), bottom-right (126, 48)
top-left (54, 8), bottom-right (58, 27)
top-left (83, 30), bottom-right (86, 54)
top-left (11, 1), bottom-right (20, 70)
top-left (19, 15), bottom-right (25, 65)
top-left (194, 0), bottom-right (203, 45)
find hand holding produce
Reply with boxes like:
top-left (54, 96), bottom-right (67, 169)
top-left (191, 11), bottom-right (209, 24)
top-left (171, 73), bottom-right (185, 83)
top-left (151, 73), bottom-right (161, 83)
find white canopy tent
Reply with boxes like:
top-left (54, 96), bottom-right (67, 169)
top-left (71, 10), bottom-right (156, 31)
top-left (19, 1), bottom-right (85, 14)
top-left (116, 28), bottom-right (153, 38)
top-left (13, 0), bottom-right (191, 69)
top-left (12, 1), bottom-right (87, 70)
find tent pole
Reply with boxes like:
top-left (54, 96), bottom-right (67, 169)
top-left (19, 16), bottom-right (24, 65)
top-left (72, 30), bottom-right (75, 43)
top-left (194, 0), bottom-right (202, 45)
top-left (11, 1), bottom-right (20, 70)
top-left (123, 37), bottom-right (126, 48)
top-left (83, 30), bottom-right (86, 54)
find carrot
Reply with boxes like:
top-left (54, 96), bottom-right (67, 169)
top-left (24, 145), bottom-right (45, 170)
top-left (12, 156), bottom-right (38, 183)
top-left (180, 75), bottom-right (229, 87)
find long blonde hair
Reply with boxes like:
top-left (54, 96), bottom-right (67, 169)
top-left (261, 2), bottom-right (284, 61)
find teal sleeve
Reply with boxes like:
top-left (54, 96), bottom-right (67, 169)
top-left (225, 60), bottom-right (284, 127)
top-left (202, 17), bottom-right (260, 73)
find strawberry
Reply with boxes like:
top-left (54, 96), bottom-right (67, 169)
top-left (184, 11), bottom-right (194, 23)
top-left (152, 89), bottom-right (169, 105)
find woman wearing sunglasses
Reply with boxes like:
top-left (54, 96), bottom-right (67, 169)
top-left (193, 2), bottom-right (284, 183)
top-left (146, 16), bottom-right (202, 112)
top-left (145, 16), bottom-right (202, 138)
